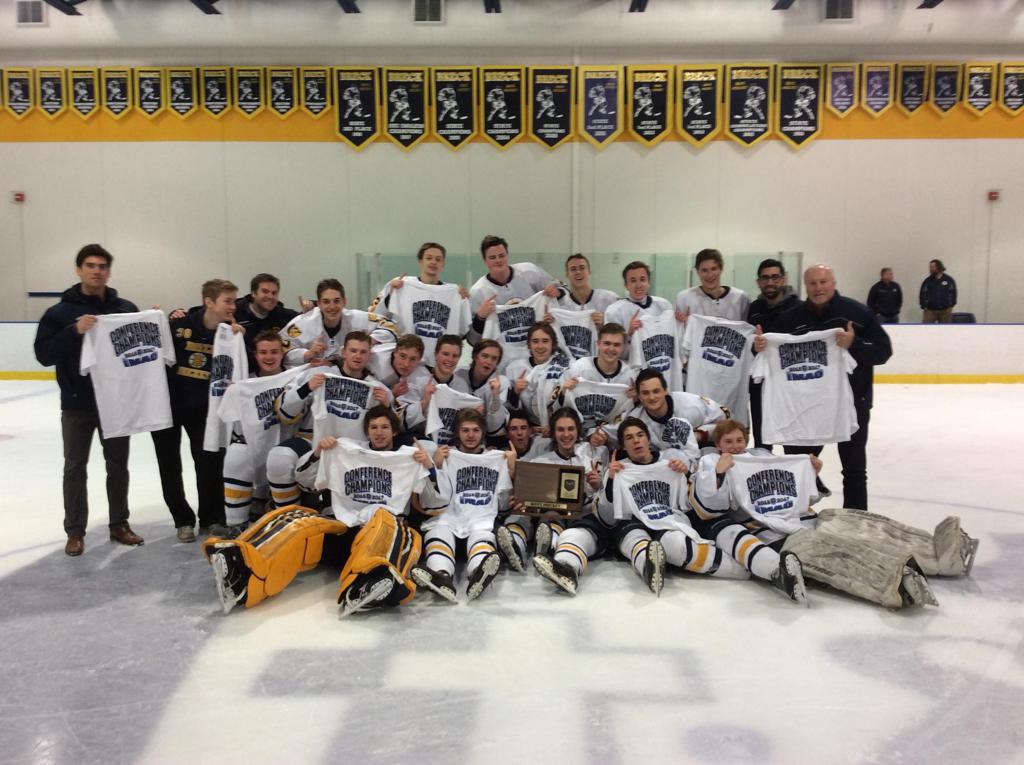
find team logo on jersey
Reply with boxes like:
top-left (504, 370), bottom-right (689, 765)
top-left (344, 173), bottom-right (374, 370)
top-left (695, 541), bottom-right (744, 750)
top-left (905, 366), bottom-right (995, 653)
top-left (287, 325), bottom-right (302, 338)
top-left (641, 334), bottom-right (676, 374)
top-left (573, 394), bottom-right (616, 421)
top-left (188, 353), bottom-right (206, 369)
top-left (254, 387), bottom-right (284, 431)
top-left (746, 469), bottom-right (798, 514)
top-left (175, 327), bottom-right (192, 339)
top-left (110, 322), bottom-right (162, 368)
top-left (779, 340), bottom-right (828, 381)
top-left (559, 325), bottom-right (593, 360)
top-left (344, 466), bottom-right (393, 504)
top-left (498, 306), bottom-right (537, 344)
top-left (455, 465), bottom-right (500, 506)
top-left (411, 300), bottom-right (451, 339)
top-left (323, 377), bottom-right (372, 420)
top-left (701, 325), bottom-right (747, 367)
top-left (209, 355), bottom-right (234, 397)
top-left (628, 480), bottom-right (672, 521)
top-left (661, 419), bottom-right (692, 450)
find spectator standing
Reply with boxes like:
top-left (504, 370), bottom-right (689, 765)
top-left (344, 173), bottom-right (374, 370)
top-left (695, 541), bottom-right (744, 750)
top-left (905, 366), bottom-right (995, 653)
top-left (867, 267), bottom-right (903, 324)
top-left (920, 259), bottom-right (957, 324)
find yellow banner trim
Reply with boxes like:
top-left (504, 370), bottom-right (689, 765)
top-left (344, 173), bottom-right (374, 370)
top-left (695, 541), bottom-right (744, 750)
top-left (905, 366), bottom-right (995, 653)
top-left (68, 68), bottom-right (100, 121)
top-left (134, 68), bottom-right (167, 119)
top-left (928, 63), bottom-right (963, 117)
top-left (825, 63), bottom-right (859, 118)
top-left (962, 62), bottom-right (996, 118)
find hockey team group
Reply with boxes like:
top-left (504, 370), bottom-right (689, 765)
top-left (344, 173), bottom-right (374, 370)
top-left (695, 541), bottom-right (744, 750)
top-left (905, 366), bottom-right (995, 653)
top-left (33, 236), bottom-right (979, 618)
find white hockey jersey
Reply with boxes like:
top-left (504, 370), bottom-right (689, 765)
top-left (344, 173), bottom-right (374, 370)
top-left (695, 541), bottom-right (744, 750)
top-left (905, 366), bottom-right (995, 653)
top-left (565, 378), bottom-right (631, 432)
top-left (565, 356), bottom-right (635, 387)
top-left (610, 459), bottom-right (702, 538)
top-left (425, 384), bottom-right (484, 446)
top-left (469, 263), bottom-right (556, 316)
top-left (725, 453), bottom-right (818, 536)
top-left (681, 315), bottom-right (755, 426)
top-left (315, 440), bottom-right (430, 526)
top-left (558, 287), bottom-right (619, 314)
top-left (614, 391), bottom-right (723, 461)
top-left (203, 323), bottom-right (249, 451)
top-left (482, 291), bottom-right (550, 367)
top-left (675, 286), bottom-right (751, 322)
top-left (217, 365), bottom-right (309, 466)
top-left (420, 449), bottom-right (513, 537)
top-left (549, 307), bottom-right (597, 361)
top-left (311, 372), bottom-right (389, 442)
top-left (629, 311), bottom-right (685, 391)
top-left (79, 309), bottom-right (175, 439)
top-left (506, 353), bottom-right (569, 427)
top-left (603, 295), bottom-right (674, 332)
top-left (750, 329), bottom-right (859, 446)
top-left (379, 280), bottom-right (471, 365)
top-left (280, 307), bottom-right (396, 367)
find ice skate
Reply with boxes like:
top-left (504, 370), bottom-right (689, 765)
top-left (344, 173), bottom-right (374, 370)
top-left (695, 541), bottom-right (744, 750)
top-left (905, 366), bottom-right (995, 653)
top-left (210, 545), bottom-right (248, 615)
top-left (771, 551), bottom-right (809, 607)
top-left (411, 565), bottom-right (458, 604)
top-left (535, 521), bottom-right (553, 557)
top-left (961, 531), bottom-right (980, 576)
top-left (466, 552), bottom-right (501, 601)
top-left (899, 565), bottom-right (939, 607)
top-left (340, 568), bottom-right (395, 618)
top-left (496, 525), bottom-right (525, 573)
top-left (642, 539), bottom-right (666, 596)
top-left (533, 554), bottom-right (578, 595)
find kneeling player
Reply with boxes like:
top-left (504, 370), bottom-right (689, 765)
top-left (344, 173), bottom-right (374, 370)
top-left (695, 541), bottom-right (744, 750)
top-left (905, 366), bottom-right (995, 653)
top-left (202, 406), bottom-right (431, 616)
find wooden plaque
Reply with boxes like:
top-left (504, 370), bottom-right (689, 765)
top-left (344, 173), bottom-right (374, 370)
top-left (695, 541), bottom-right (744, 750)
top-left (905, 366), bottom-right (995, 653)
top-left (513, 462), bottom-right (586, 517)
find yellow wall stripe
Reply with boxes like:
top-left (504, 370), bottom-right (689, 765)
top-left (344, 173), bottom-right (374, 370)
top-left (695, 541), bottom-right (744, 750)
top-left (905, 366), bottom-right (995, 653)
top-left (0, 371), bottom-right (56, 380)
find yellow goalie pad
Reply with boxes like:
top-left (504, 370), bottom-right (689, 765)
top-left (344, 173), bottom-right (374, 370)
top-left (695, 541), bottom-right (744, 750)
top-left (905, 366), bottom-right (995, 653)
top-left (337, 508), bottom-right (422, 606)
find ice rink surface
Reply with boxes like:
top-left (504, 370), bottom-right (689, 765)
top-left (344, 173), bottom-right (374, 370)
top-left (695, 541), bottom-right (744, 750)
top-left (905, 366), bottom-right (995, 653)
top-left (1, 381), bottom-right (1022, 765)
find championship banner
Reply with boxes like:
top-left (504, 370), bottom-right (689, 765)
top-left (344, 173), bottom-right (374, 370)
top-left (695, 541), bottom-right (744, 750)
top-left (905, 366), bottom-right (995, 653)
top-left (300, 67), bottom-right (330, 118)
top-left (726, 64), bottom-right (772, 147)
top-left (383, 67), bottom-right (428, 150)
top-left (268, 67), bottom-right (297, 118)
top-left (135, 68), bottom-right (166, 118)
top-left (577, 66), bottom-right (623, 149)
top-left (36, 68), bottom-right (67, 119)
top-left (626, 65), bottom-right (672, 147)
top-left (69, 68), bottom-right (99, 119)
top-left (861, 62), bottom-right (894, 117)
top-left (963, 63), bottom-right (995, 117)
top-left (825, 63), bottom-right (858, 117)
top-left (431, 66), bottom-right (477, 150)
top-left (929, 63), bottom-right (962, 115)
top-left (775, 64), bottom-right (822, 149)
top-left (101, 68), bottom-right (132, 120)
top-left (528, 66), bottom-right (574, 149)
top-left (4, 68), bottom-right (33, 119)
top-left (233, 67), bottom-right (265, 118)
top-left (998, 62), bottom-right (1024, 115)
top-left (677, 65), bottom-right (722, 146)
top-left (334, 67), bottom-right (380, 151)
top-left (479, 66), bottom-right (524, 149)
top-left (200, 67), bottom-right (230, 118)
top-left (167, 68), bottom-right (197, 119)
top-left (897, 63), bottom-right (928, 116)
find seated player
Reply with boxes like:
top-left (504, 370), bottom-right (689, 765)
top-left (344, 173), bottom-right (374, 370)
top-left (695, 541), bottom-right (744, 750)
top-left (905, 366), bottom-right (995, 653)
top-left (533, 418), bottom-right (747, 596)
top-left (505, 322), bottom-right (570, 430)
top-left (604, 261), bottom-right (674, 339)
top-left (411, 409), bottom-right (515, 603)
top-left (501, 410), bottom-right (550, 460)
top-left (203, 406), bottom-right (433, 616)
top-left (497, 408), bottom-right (605, 572)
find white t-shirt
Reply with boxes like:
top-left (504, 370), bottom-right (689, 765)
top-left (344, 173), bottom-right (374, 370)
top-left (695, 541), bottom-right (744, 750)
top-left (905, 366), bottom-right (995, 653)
top-left (725, 453), bottom-right (818, 536)
top-left (565, 378), bottom-right (631, 432)
top-left (311, 372), bottom-right (389, 442)
top-left (217, 365), bottom-right (309, 466)
top-left (629, 311), bottom-right (685, 391)
top-left (482, 290), bottom-right (551, 368)
top-left (750, 329), bottom-right (859, 445)
top-left (381, 279), bottom-right (471, 365)
top-left (506, 353), bottom-right (569, 427)
top-left (315, 440), bottom-right (429, 526)
top-left (80, 309), bottom-right (175, 438)
top-left (610, 459), bottom-right (702, 538)
top-left (203, 323), bottom-right (249, 451)
top-left (549, 307), bottom-right (597, 361)
top-left (425, 384), bottom-right (484, 446)
top-left (681, 315), bottom-right (755, 426)
top-left (421, 449), bottom-right (513, 537)
top-left (675, 285), bottom-right (750, 322)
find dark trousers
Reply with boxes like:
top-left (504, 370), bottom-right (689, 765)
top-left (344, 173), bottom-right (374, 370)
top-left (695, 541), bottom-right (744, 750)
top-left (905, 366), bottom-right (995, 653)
top-left (876, 313), bottom-right (900, 325)
top-left (784, 404), bottom-right (871, 511)
top-left (749, 381), bottom-right (770, 450)
top-left (61, 409), bottom-right (130, 536)
top-left (151, 408), bottom-right (225, 528)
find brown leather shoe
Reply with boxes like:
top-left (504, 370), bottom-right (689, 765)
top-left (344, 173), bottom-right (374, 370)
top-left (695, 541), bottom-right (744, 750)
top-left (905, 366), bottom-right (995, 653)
top-left (109, 523), bottom-right (144, 546)
top-left (65, 534), bottom-right (85, 556)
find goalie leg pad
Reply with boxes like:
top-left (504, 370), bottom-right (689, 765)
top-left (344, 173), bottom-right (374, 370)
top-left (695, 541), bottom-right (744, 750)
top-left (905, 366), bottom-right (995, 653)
top-left (337, 508), bottom-right (423, 607)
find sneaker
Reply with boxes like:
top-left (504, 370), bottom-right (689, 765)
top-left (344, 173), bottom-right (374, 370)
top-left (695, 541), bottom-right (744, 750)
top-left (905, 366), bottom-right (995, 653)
top-left (495, 526), bottom-right (525, 573)
top-left (532, 553), bottom-right (578, 596)
top-left (340, 569), bottom-right (395, 618)
top-left (961, 531), bottom-right (980, 576)
top-left (176, 526), bottom-right (197, 543)
top-left (410, 565), bottom-right (458, 604)
top-left (642, 539), bottom-right (666, 597)
top-left (771, 551), bottom-right (808, 606)
top-left (899, 565), bottom-right (939, 608)
top-left (210, 545), bottom-right (249, 615)
top-left (109, 523), bottom-right (144, 547)
top-left (466, 552), bottom-right (501, 601)
top-left (815, 476), bottom-right (832, 500)
top-left (535, 522), bottom-right (553, 557)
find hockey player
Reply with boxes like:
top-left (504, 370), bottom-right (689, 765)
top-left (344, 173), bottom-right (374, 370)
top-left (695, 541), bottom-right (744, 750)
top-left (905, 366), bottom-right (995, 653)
top-left (675, 249), bottom-right (750, 322)
top-left (533, 417), bottom-right (747, 597)
top-left (450, 339), bottom-right (511, 438)
top-left (203, 405), bottom-right (432, 617)
top-left (560, 323), bottom-right (636, 439)
top-left (505, 323), bottom-right (570, 429)
top-left (411, 409), bottom-right (515, 603)
top-left (604, 261), bottom-right (674, 338)
top-left (367, 334), bottom-right (433, 432)
top-left (559, 253), bottom-right (618, 326)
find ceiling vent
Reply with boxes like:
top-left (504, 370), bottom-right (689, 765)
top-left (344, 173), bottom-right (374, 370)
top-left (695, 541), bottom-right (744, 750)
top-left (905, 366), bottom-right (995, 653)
top-left (823, 0), bottom-right (854, 20)
top-left (414, 0), bottom-right (444, 24)
top-left (16, 0), bottom-right (47, 25)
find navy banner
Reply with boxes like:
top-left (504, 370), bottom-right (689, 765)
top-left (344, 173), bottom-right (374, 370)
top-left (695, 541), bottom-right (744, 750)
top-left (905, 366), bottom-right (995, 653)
top-left (6, 69), bottom-right (35, 119)
top-left (578, 66), bottom-right (622, 148)
top-left (929, 64), bottom-right (961, 115)
top-left (36, 68), bottom-right (67, 119)
top-left (384, 67), bottom-right (428, 150)
top-left (268, 67), bottom-right (297, 118)
top-left (862, 63), bottom-right (894, 117)
top-left (432, 67), bottom-right (477, 150)
top-left (200, 67), bottom-right (230, 118)
top-left (135, 68), bottom-right (165, 118)
top-left (963, 63), bottom-right (995, 117)
top-left (677, 65), bottom-right (722, 146)
top-left (776, 65), bottom-right (822, 149)
top-left (999, 63), bottom-right (1024, 115)
top-left (897, 64), bottom-right (927, 116)
top-left (233, 67), bottom-right (265, 118)
top-left (825, 63), bottom-right (858, 117)
top-left (101, 68), bottom-right (132, 120)
top-left (726, 64), bottom-right (772, 147)
top-left (479, 66), bottom-right (525, 149)
top-left (335, 67), bottom-right (380, 150)
top-left (167, 68), bottom-right (197, 119)
top-left (69, 68), bottom-right (99, 119)
top-left (529, 66), bottom-right (574, 149)
top-left (626, 65), bottom-right (671, 146)
top-left (301, 67), bottom-right (330, 118)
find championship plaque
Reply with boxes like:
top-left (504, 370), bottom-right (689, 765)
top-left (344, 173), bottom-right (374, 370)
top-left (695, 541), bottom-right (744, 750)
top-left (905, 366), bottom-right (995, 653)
top-left (514, 462), bottom-right (586, 517)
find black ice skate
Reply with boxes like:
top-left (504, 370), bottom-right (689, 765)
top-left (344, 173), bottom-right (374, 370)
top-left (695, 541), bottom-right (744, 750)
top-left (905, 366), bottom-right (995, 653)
top-left (772, 550), bottom-right (809, 607)
top-left (642, 539), bottom-right (666, 597)
top-left (340, 568), bottom-right (395, 618)
top-left (496, 525), bottom-right (525, 573)
top-left (411, 565), bottom-right (458, 604)
top-left (466, 552), bottom-right (501, 601)
top-left (533, 553), bottom-right (578, 595)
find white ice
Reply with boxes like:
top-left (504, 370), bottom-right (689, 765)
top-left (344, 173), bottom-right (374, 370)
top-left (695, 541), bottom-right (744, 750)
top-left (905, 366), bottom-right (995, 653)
top-left (1, 381), bottom-right (1022, 765)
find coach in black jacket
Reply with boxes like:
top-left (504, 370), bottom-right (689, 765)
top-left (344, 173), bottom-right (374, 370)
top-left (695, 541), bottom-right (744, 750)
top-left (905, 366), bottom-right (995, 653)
top-left (33, 244), bottom-right (145, 556)
top-left (758, 264), bottom-right (892, 511)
